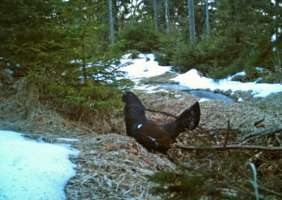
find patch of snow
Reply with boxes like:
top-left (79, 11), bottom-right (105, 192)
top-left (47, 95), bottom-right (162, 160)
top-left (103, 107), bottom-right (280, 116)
top-left (135, 85), bottom-right (170, 93)
top-left (120, 54), bottom-right (171, 82)
top-left (120, 54), bottom-right (282, 98)
top-left (57, 138), bottom-right (80, 142)
top-left (254, 77), bottom-right (263, 84)
top-left (171, 69), bottom-right (282, 97)
top-left (198, 98), bottom-right (210, 102)
top-left (255, 67), bottom-right (265, 72)
top-left (238, 97), bottom-right (244, 102)
top-left (0, 131), bottom-right (79, 200)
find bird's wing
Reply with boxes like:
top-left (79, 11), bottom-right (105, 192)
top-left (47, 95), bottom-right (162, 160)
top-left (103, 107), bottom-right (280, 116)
top-left (132, 121), bottom-right (172, 152)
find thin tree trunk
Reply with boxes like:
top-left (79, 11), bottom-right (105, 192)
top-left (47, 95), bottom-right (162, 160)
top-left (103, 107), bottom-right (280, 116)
top-left (153, 0), bottom-right (158, 30)
top-left (165, 0), bottom-right (169, 35)
top-left (109, 0), bottom-right (114, 45)
top-left (205, 0), bottom-right (209, 36)
top-left (275, 0), bottom-right (281, 38)
top-left (80, 1), bottom-right (87, 81)
top-left (188, 0), bottom-right (195, 42)
top-left (131, 0), bottom-right (134, 22)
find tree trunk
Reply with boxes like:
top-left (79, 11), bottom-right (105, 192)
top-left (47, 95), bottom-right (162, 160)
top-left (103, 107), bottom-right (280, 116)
top-left (188, 0), bottom-right (195, 42)
top-left (153, 0), bottom-right (158, 31)
top-left (205, 0), bottom-right (209, 36)
top-left (275, 0), bottom-right (281, 38)
top-left (80, 2), bottom-right (87, 81)
top-left (165, 0), bottom-right (169, 35)
top-left (131, 0), bottom-right (134, 22)
top-left (109, 0), bottom-right (114, 45)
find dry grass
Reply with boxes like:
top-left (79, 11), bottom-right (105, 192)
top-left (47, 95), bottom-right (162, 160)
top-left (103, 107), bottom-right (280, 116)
top-left (66, 134), bottom-right (175, 199)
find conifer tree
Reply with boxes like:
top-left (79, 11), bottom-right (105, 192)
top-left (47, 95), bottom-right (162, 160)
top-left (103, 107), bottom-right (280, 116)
top-left (210, 0), bottom-right (282, 81)
top-left (0, 0), bottom-right (134, 117)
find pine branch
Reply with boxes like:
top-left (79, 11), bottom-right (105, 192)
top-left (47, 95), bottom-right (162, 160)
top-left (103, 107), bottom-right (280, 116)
top-left (224, 171), bottom-right (282, 199)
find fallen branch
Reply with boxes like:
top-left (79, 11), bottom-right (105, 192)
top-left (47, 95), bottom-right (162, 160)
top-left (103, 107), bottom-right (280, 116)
top-left (237, 127), bottom-right (282, 143)
top-left (275, 135), bottom-right (282, 147)
top-left (237, 129), bottom-right (269, 143)
top-left (145, 108), bottom-right (177, 118)
top-left (176, 144), bottom-right (282, 151)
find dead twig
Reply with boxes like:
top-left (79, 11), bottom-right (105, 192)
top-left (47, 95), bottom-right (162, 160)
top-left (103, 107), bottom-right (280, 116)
top-left (237, 127), bottom-right (282, 143)
top-left (176, 144), bottom-right (282, 151)
top-left (254, 118), bottom-right (264, 126)
top-left (256, 185), bottom-right (282, 198)
top-left (223, 120), bottom-right (231, 149)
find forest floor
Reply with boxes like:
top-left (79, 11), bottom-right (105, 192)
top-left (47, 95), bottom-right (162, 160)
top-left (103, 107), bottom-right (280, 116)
top-left (1, 85), bottom-right (282, 199)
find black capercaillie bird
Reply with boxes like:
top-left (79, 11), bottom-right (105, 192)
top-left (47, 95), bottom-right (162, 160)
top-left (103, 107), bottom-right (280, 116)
top-left (122, 91), bottom-right (201, 152)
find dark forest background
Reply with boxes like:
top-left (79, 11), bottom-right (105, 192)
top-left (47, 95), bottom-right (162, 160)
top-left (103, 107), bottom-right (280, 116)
top-left (0, 0), bottom-right (281, 113)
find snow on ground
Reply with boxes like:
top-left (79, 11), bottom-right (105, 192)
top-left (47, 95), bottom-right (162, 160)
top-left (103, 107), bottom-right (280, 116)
top-left (120, 54), bottom-right (171, 82)
top-left (121, 54), bottom-right (282, 98)
top-left (0, 131), bottom-right (79, 200)
top-left (57, 138), bottom-right (80, 142)
top-left (171, 69), bottom-right (282, 98)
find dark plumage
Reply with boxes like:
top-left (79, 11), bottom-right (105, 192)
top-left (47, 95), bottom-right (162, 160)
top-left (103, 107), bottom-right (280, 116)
top-left (122, 91), bottom-right (201, 152)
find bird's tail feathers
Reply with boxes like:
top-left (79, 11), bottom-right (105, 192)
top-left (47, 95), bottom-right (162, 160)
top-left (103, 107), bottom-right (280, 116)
top-left (175, 101), bottom-right (201, 133)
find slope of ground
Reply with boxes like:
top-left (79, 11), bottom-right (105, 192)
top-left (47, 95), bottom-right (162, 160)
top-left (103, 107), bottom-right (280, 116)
top-left (0, 86), bottom-right (282, 199)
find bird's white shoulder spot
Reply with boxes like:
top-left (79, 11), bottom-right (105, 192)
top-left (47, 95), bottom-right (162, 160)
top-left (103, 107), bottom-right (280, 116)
top-left (149, 136), bottom-right (158, 146)
top-left (148, 136), bottom-right (156, 142)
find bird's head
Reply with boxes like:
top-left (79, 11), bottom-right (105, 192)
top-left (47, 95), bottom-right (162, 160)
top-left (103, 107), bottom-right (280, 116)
top-left (122, 91), bottom-right (142, 105)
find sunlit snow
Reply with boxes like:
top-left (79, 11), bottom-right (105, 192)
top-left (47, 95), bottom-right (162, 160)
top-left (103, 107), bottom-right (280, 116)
top-left (0, 131), bottom-right (79, 200)
top-left (121, 54), bottom-right (282, 98)
top-left (120, 54), bottom-right (171, 82)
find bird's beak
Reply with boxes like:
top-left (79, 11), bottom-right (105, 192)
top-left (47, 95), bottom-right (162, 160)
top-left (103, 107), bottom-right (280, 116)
top-left (124, 91), bottom-right (127, 95)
